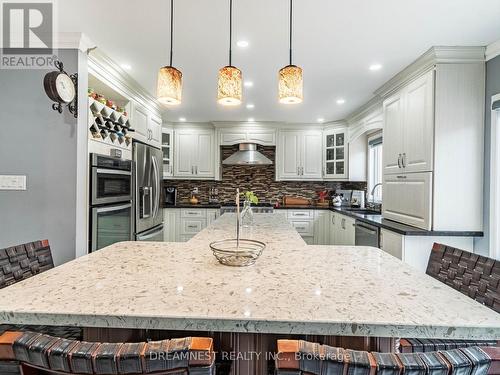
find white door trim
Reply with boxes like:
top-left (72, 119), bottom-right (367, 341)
top-left (490, 93), bottom-right (500, 259)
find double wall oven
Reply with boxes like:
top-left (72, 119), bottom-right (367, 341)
top-left (89, 154), bottom-right (133, 252)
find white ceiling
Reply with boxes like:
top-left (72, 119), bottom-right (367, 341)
top-left (57, 0), bottom-right (500, 123)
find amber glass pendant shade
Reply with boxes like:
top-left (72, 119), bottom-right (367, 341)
top-left (157, 66), bottom-right (182, 105)
top-left (217, 65), bottom-right (242, 106)
top-left (279, 64), bottom-right (303, 104)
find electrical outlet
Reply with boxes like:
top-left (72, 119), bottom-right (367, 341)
top-left (0, 175), bottom-right (26, 190)
top-left (193, 187), bottom-right (199, 194)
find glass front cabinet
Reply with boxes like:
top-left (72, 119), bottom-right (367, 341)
top-left (323, 128), bottom-right (348, 179)
top-left (162, 128), bottom-right (173, 177)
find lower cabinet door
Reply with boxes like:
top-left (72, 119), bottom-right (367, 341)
top-left (344, 216), bottom-right (356, 246)
top-left (380, 229), bottom-right (404, 260)
top-left (383, 172), bottom-right (432, 230)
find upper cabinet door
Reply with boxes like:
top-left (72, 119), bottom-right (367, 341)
top-left (132, 104), bottom-right (149, 144)
top-left (162, 129), bottom-right (173, 177)
top-left (403, 70), bottom-right (434, 173)
top-left (323, 129), bottom-right (348, 179)
top-left (382, 93), bottom-right (405, 174)
top-left (195, 130), bottom-right (215, 178)
top-left (174, 130), bottom-right (195, 177)
top-left (302, 131), bottom-right (323, 179)
top-left (149, 114), bottom-right (162, 149)
top-left (277, 131), bottom-right (302, 180)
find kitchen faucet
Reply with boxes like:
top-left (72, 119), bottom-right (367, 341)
top-left (368, 183), bottom-right (383, 209)
top-left (370, 183), bottom-right (382, 200)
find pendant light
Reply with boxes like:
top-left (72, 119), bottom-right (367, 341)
top-left (279, 0), bottom-right (303, 104)
top-left (217, 0), bottom-right (242, 106)
top-left (157, 0), bottom-right (182, 105)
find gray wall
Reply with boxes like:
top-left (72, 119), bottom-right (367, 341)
top-left (0, 49), bottom-right (86, 265)
top-left (475, 55), bottom-right (500, 256)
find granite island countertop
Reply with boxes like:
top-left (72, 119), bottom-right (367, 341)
top-left (0, 214), bottom-right (498, 339)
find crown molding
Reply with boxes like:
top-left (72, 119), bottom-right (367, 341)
top-left (486, 40), bottom-right (500, 61)
top-left (346, 95), bottom-right (383, 125)
top-left (374, 46), bottom-right (485, 98)
top-left (88, 48), bottom-right (163, 117)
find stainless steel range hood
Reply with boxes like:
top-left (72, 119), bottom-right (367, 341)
top-left (222, 143), bottom-right (273, 165)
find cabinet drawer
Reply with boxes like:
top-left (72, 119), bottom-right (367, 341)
top-left (290, 220), bottom-right (314, 236)
top-left (382, 172), bottom-right (432, 230)
top-left (287, 210), bottom-right (314, 219)
top-left (180, 209), bottom-right (207, 218)
top-left (180, 218), bottom-right (207, 234)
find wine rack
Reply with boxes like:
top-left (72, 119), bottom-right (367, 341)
top-left (88, 97), bottom-right (134, 150)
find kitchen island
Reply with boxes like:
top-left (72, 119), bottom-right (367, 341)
top-left (0, 213), bottom-right (498, 373)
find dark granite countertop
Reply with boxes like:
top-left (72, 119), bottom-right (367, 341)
top-left (163, 203), bottom-right (483, 237)
top-left (163, 203), bottom-right (222, 209)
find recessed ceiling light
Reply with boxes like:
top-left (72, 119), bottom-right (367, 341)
top-left (178, 117), bottom-right (186, 122)
top-left (120, 63), bottom-right (131, 71)
top-left (248, 118), bottom-right (255, 122)
top-left (244, 81), bottom-right (253, 88)
top-left (336, 99), bottom-right (346, 105)
top-left (369, 63), bottom-right (382, 71)
top-left (317, 118), bottom-right (325, 123)
top-left (246, 104), bottom-right (255, 109)
top-left (237, 40), bottom-right (249, 48)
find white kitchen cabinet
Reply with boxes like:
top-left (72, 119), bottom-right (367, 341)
top-left (174, 129), bottom-right (215, 179)
top-left (383, 172), bottom-right (433, 230)
top-left (277, 130), bottom-right (322, 180)
top-left (403, 71), bottom-right (434, 173)
top-left (220, 129), bottom-right (276, 146)
top-left (380, 229), bottom-right (403, 260)
top-left (323, 129), bottom-right (348, 179)
top-left (161, 128), bottom-right (173, 177)
top-left (131, 102), bottom-right (163, 148)
top-left (313, 210), bottom-right (330, 245)
top-left (277, 131), bottom-right (302, 179)
top-left (382, 93), bottom-right (404, 175)
top-left (149, 114), bottom-right (162, 149)
top-left (206, 209), bottom-right (220, 226)
top-left (331, 212), bottom-right (355, 246)
top-left (163, 208), bottom-right (180, 242)
top-left (132, 103), bottom-right (149, 144)
top-left (383, 70), bottom-right (434, 175)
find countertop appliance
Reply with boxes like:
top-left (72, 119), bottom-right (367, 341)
top-left (89, 154), bottom-right (133, 252)
top-left (354, 220), bottom-right (380, 247)
top-left (134, 142), bottom-right (164, 241)
top-left (164, 186), bottom-right (177, 206)
top-left (351, 190), bottom-right (366, 208)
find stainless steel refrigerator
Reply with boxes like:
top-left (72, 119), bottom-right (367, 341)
top-left (133, 142), bottom-right (164, 241)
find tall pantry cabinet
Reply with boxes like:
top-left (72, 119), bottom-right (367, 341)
top-left (380, 47), bottom-right (485, 231)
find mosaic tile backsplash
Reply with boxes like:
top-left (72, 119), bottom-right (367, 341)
top-left (164, 145), bottom-right (367, 204)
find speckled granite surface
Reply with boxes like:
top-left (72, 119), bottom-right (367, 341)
top-left (0, 214), bottom-right (498, 339)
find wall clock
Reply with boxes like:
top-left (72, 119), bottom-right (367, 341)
top-left (44, 60), bottom-right (78, 117)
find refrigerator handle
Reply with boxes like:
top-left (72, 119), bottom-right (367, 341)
top-left (152, 156), bottom-right (159, 219)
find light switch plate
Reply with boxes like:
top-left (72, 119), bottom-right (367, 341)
top-left (0, 175), bottom-right (27, 190)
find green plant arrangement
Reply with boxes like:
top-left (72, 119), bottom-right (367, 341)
top-left (242, 191), bottom-right (259, 205)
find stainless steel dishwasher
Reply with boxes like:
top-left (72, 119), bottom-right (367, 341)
top-left (354, 220), bottom-right (380, 247)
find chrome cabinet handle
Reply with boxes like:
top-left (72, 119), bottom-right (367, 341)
top-left (195, 166), bottom-right (198, 175)
top-left (397, 175), bottom-right (407, 179)
top-left (402, 153), bottom-right (406, 168)
top-left (397, 154), bottom-right (402, 168)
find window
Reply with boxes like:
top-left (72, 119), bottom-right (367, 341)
top-left (367, 134), bottom-right (383, 203)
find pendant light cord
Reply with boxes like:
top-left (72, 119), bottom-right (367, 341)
top-left (169, 0), bottom-right (174, 66)
top-left (229, 0), bottom-right (233, 66)
top-left (289, 0), bottom-right (293, 65)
